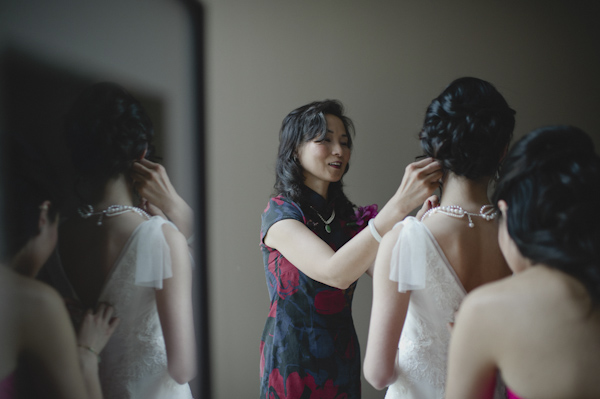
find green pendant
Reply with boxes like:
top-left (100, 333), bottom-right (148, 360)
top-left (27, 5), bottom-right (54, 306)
top-left (325, 224), bottom-right (332, 233)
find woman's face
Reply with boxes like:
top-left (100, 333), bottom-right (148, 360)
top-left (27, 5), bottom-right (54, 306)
top-left (297, 114), bottom-right (351, 197)
top-left (497, 200), bottom-right (529, 274)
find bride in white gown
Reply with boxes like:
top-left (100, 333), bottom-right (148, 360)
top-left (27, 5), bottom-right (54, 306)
top-left (56, 82), bottom-right (196, 399)
top-left (364, 77), bottom-right (515, 398)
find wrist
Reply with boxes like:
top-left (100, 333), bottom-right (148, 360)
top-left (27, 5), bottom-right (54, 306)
top-left (77, 344), bottom-right (101, 364)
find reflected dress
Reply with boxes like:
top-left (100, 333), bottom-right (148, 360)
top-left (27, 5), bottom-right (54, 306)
top-left (259, 189), bottom-right (376, 399)
top-left (53, 217), bottom-right (194, 399)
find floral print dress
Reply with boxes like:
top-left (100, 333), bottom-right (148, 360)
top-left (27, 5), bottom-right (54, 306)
top-left (259, 189), bottom-right (377, 399)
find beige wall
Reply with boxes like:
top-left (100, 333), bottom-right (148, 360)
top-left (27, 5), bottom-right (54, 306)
top-left (204, 1), bottom-right (600, 398)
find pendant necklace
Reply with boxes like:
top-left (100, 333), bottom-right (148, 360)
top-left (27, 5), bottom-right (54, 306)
top-left (310, 206), bottom-right (335, 233)
top-left (420, 204), bottom-right (497, 228)
top-left (78, 204), bottom-right (151, 226)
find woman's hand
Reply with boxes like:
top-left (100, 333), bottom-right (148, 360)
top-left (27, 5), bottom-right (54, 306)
top-left (131, 159), bottom-right (180, 217)
top-left (77, 303), bottom-right (120, 358)
top-left (131, 159), bottom-right (194, 238)
top-left (394, 157), bottom-right (442, 214)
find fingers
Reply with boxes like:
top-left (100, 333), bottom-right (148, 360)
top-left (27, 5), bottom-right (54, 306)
top-left (107, 317), bottom-right (121, 335)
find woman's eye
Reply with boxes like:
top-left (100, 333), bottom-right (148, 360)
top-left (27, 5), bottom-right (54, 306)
top-left (341, 142), bottom-right (349, 147)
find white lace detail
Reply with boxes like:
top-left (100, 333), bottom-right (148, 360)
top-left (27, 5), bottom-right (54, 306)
top-left (386, 217), bottom-right (466, 399)
top-left (96, 217), bottom-right (193, 399)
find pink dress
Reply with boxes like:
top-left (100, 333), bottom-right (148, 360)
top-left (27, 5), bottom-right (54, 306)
top-left (506, 387), bottom-right (524, 399)
top-left (0, 373), bottom-right (16, 399)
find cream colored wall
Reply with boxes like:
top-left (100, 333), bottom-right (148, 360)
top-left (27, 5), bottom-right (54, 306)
top-left (204, 1), bottom-right (600, 398)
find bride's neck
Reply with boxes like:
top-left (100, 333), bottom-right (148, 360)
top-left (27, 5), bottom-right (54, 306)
top-left (93, 174), bottom-right (137, 209)
top-left (439, 172), bottom-right (492, 210)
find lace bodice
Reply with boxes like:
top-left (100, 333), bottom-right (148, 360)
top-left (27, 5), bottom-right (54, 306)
top-left (57, 217), bottom-right (193, 399)
top-left (386, 217), bottom-right (466, 399)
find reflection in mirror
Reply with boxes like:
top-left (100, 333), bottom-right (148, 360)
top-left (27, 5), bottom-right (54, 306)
top-left (0, 1), bottom-right (207, 398)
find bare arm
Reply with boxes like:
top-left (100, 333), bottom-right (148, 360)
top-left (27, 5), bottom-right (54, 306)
top-left (363, 225), bottom-right (411, 389)
top-left (22, 284), bottom-right (116, 399)
top-left (445, 291), bottom-right (498, 399)
top-left (155, 224), bottom-right (197, 384)
top-left (131, 159), bottom-right (194, 240)
top-left (264, 158), bottom-right (442, 289)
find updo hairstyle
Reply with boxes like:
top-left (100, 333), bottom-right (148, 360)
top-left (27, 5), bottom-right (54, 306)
top-left (64, 82), bottom-right (154, 187)
top-left (419, 77), bottom-right (516, 180)
top-left (274, 100), bottom-right (355, 215)
top-left (492, 126), bottom-right (600, 305)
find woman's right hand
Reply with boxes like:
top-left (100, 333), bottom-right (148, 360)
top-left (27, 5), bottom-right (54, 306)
top-left (393, 157), bottom-right (443, 213)
top-left (77, 303), bottom-right (120, 357)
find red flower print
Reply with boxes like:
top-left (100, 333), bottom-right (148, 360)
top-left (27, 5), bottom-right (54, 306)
top-left (268, 251), bottom-right (300, 299)
top-left (266, 369), bottom-right (285, 399)
top-left (314, 290), bottom-right (345, 315)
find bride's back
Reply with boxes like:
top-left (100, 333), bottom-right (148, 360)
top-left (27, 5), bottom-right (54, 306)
top-left (59, 210), bottom-right (148, 308)
top-left (423, 206), bottom-right (509, 293)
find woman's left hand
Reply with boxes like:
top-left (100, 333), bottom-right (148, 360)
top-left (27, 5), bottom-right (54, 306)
top-left (77, 303), bottom-right (120, 356)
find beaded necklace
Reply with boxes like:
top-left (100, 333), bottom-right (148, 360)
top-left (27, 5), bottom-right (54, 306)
top-left (309, 206), bottom-right (335, 233)
top-left (420, 204), bottom-right (497, 228)
top-left (78, 204), bottom-right (151, 226)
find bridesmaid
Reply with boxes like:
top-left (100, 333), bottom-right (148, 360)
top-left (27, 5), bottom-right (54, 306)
top-left (0, 134), bottom-right (118, 399)
top-left (446, 126), bottom-right (600, 399)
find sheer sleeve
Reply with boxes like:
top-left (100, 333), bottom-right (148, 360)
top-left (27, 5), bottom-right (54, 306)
top-left (131, 216), bottom-right (179, 289)
top-left (389, 216), bottom-right (430, 293)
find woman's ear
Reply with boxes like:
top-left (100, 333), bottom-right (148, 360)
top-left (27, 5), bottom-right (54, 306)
top-left (497, 199), bottom-right (508, 214)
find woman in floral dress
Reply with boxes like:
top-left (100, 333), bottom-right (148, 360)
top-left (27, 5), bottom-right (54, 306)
top-left (259, 100), bottom-right (442, 398)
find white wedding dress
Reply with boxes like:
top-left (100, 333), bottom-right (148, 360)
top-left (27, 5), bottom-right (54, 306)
top-left (385, 217), bottom-right (504, 399)
top-left (56, 216), bottom-right (194, 399)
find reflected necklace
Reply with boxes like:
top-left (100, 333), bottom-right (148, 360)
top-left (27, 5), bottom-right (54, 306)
top-left (78, 204), bottom-right (151, 226)
top-left (310, 206), bottom-right (335, 233)
top-left (420, 204), bottom-right (497, 228)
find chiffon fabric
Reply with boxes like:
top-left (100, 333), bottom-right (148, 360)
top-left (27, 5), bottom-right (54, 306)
top-left (259, 191), bottom-right (375, 399)
top-left (385, 217), bottom-right (504, 399)
top-left (55, 216), bottom-right (194, 399)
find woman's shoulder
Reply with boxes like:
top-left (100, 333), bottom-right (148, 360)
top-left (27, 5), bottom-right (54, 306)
top-left (262, 195), bottom-right (304, 219)
top-left (1, 268), bottom-right (66, 320)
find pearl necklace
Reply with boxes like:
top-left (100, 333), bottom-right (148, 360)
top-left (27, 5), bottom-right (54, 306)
top-left (420, 204), bottom-right (497, 228)
top-left (78, 204), bottom-right (151, 226)
top-left (310, 206), bottom-right (335, 233)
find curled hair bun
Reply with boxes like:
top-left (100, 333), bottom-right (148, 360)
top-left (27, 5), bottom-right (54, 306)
top-left (65, 82), bottom-right (154, 182)
top-left (419, 77), bottom-right (515, 180)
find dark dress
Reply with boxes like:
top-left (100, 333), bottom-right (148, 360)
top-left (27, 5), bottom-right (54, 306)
top-left (259, 189), bottom-right (377, 399)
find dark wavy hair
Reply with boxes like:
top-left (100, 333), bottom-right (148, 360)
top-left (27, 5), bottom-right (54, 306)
top-left (419, 77), bottom-right (516, 180)
top-left (492, 125), bottom-right (600, 305)
top-left (274, 100), bottom-right (355, 217)
top-left (64, 82), bottom-right (154, 200)
top-left (0, 132), bottom-right (62, 261)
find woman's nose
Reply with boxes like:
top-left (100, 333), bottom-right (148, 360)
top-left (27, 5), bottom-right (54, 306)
top-left (332, 142), bottom-right (342, 156)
